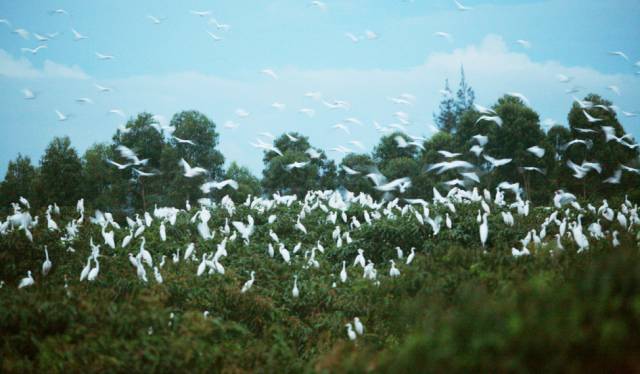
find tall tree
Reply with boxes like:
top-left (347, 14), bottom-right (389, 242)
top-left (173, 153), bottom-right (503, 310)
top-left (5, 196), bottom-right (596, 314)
top-left (372, 132), bottom-right (417, 171)
top-left (565, 94), bottom-right (639, 198)
top-left (483, 95), bottom-right (552, 202)
top-left (434, 79), bottom-right (457, 133)
top-left (82, 143), bottom-right (128, 213)
top-left (112, 113), bottom-right (166, 211)
top-left (338, 153), bottom-right (376, 196)
top-left (262, 132), bottom-right (336, 197)
top-left (36, 136), bottom-right (83, 207)
top-left (162, 110), bottom-right (225, 206)
top-left (219, 162), bottom-right (261, 203)
top-left (0, 154), bottom-right (37, 212)
top-left (455, 66), bottom-right (475, 117)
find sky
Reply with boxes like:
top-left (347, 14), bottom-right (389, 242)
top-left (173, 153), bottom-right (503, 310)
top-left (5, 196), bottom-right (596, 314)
top-left (0, 0), bottom-right (639, 177)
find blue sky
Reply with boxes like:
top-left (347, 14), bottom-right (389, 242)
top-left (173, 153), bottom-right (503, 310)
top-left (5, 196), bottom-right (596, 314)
top-left (0, 0), bottom-right (639, 176)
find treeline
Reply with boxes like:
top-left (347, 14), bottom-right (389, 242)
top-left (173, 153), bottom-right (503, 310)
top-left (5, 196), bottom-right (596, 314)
top-left (1, 89), bottom-right (639, 217)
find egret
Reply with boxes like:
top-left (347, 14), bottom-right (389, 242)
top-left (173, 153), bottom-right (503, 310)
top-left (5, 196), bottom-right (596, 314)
top-left (292, 275), bottom-right (300, 298)
top-left (154, 267), bottom-right (163, 284)
top-left (353, 317), bottom-right (365, 335)
top-left (80, 256), bottom-right (91, 281)
top-left (87, 258), bottom-right (100, 281)
top-left (340, 261), bottom-right (348, 283)
top-left (406, 247), bottom-right (416, 265)
top-left (389, 260), bottom-right (401, 277)
top-left (18, 271), bottom-right (35, 289)
top-left (42, 246), bottom-right (52, 276)
top-left (345, 323), bottom-right (357, 341)
top-left (479, 213), bottom-right (489, 247)
top-left (241, 271), bottom-right (255, 293)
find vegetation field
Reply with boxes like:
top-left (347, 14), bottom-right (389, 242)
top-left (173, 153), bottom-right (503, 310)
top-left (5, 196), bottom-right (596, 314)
top-left (1, 191), bottom-right (639, 372)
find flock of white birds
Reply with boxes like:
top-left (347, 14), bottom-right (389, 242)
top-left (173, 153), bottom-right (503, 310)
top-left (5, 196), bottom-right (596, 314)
top-left (2, 185), bottom-right (639, 340)
top-left (2, 1), bottom-right (640, 342)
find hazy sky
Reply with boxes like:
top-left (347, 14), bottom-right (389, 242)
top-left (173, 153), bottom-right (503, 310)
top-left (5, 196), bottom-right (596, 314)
top-left (1, 0), bottom-right (638, 176)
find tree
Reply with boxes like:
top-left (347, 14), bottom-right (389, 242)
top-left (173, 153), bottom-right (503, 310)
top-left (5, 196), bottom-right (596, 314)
top-left (483, 95), bottom-right (552, 203)
top-left (82, 143), bottom-right (128, 213)
top-left (220, 162), bottom-right (261, 203)
top-left (36, 136), bottom-right (83, 207)
top-left (434, 79), bottom-right (457, 133)
top-left (162, 111), bottom-right (225, 206)
top-left (416, 132), bottom-right (459, 197)
top-left (112, 113), bottom-right (167, 211)
top-left (0, 154), bottom-right (37, 212)
top-left (338, 153), bottom-right (376, 196)
top-left (262, 133), bottom-right (337, 197)
top-left (455, 66), bottom-right (475, 117)
top-left (434, 67), bottom-right (476, 134)
top-left (565, 94), bottom-right (639, 199)
top-left (372, 132), bottom-right (417, 171)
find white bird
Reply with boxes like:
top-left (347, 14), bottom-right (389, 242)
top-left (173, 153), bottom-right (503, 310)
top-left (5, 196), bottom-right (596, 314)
top-left (311, 1), bottom-right (328, 11)
top-left (271, 102), bottom-right (286, 111)
top-left (180, 159), bottom-right (207, 178)
top-left (507, 92), bottom-right (530, 106)
top-left (479, 213), bottom-right (488, 247)
top-left (21, 45), bottom-right (47, 54)
top-left (453, 0), bottom-right (472, 11)
top-left (18, 271), bottom-right (35, 289)
top-left (41, 246), bottom-right (52, 276)
top-left (340, 261), bottom-right (348, 283)
top-left (526, 146), bottom-right (545, 158)
top-left (345, 32), bottom-right (360, 43)
top-left (438, 150), bottom-right (462, 158)
top-left (241, 271), bottom-right (255, 293)
top-left (483, 154), bottom-right (512, 169)
top-left (476, 115), bottom-right (503, 127)
top-left (206, 31), bottom-right (223, 41)
top-left (22, 89), bottom-right (36, 100)
top-left (353, 317), bottom-right (364, 335)
top-left (292, 275), bottom-right (300, 298)
top-left (55, 109), bottom-right (70, 121)
top-left (190, 10), bottom-right (212, 17)
top-left (71, 28), bottom-right (88, 41)
top-left (87, 258), bottom-right (100, 281)
top-left (286, 161), bottom-right (310, 171)
top-left (261, 69), bottom-right (278, 80)
top-left (365, 30), bottom-right (378, 40)
top-left (153, 266), bottom-right (163, 284)
top-left (147, 15), bottom-right (165, 24)
top-left (427, 160), bottom-right (474, 174)
top-left (342, 165), bottom-right (360, 175)
top-left (299, 108), bottom-right (315, 117)
top-left (200, 179), bottom-right (239, 193)
top-left (583, 110), bottom-right (602, 123)
top-left (389, 260), bottom-right (401, 277)
top-left (80, 257), bottom-right (91, 281)
top-left (434, 31), bottom-right (453, 41)
top-left (95, 84), bottom-right (113, 92)
top-left (171, 136), bottom-right (195, 146)
top-left (95, 52), bottom-right (114, 60)
top-left (608, 51), bottom-right (629, 61)
top-left (13, 28), bottom-right (30, 39)
top-left (75, 97), bottom-right (94, 105)
top-left (516, 39), bottom-right (532, 49)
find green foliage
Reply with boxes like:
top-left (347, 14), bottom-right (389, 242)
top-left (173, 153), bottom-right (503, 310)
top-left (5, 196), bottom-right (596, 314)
top-left (338, 153), bottom-right (376, 196)
top-left (0, 154), bottom-right (37, 214)
top-left (0, 199), bottom-right (638, 372)
top-left (565, 94), bottom-right (640, 199)
top-left (162, 110), bottom-right (225, 206)
top-left (220, 162), bottom-right (261, 202)
top-left (35, 137), bottom-right (83, 207)
top-left (261, 133), bottom-right (337, 197)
